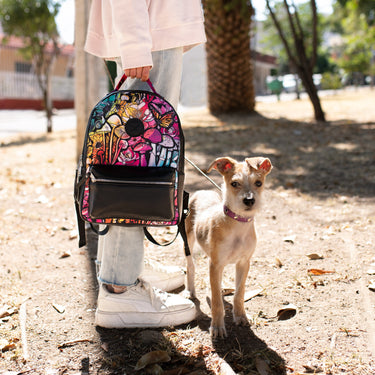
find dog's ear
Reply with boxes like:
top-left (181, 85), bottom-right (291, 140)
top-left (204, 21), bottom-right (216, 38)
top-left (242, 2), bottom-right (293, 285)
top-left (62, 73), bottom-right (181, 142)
top-left (207, 157), bottom-right (236, 174)
top-left (246, 157), bottom-right (272, 175)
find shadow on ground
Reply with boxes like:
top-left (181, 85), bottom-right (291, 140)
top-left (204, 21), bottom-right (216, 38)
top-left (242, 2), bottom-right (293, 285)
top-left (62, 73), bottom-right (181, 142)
top-left (79, 111), bottom-right (375, 373)
top-left (84, 230), bottom-right (286, 374)
top-left (183, 113), bottom-right (375, 199)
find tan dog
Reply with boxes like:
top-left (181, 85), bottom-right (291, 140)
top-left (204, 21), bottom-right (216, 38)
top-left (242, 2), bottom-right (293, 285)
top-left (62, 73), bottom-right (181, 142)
top-left (185, 156), bottom-right (272, 338)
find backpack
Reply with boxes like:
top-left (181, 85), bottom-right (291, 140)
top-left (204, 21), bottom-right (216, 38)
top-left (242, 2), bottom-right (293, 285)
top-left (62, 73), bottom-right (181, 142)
top-left (74, 75), bottom-right (186, 248)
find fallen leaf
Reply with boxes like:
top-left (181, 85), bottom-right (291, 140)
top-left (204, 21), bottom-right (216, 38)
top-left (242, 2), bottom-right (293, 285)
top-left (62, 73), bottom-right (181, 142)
top-left (221, 288), bottom-right (235, 296)
top-left (69, 230), bottom-right (78, 240)
top-left (52, 303), bottom-right (65, 314)
top-left (135, 350), bottom-right (171, 371)
top-left (275, 257), bottom-right (283, 267)
top-left (0, 338), bottom-right (17, 352)
top-left (307, 253), bottom-right (324, 260)
top-left (368, 280), bottom-right (375, 292)
top-left (255, 356), bottom-right (272, 375)
top-left (277, 304), bottom-right (297, 320)
top-left (283, 235), bottom-right (296, 244)
top-left (244, 288), bottom-right (264, 302)
top-left (308, 269), bottom-right (335, 276)
top-left (0, 305), bottom-right (17, 319)
top-left (60, 251), bottom-right (71, 259)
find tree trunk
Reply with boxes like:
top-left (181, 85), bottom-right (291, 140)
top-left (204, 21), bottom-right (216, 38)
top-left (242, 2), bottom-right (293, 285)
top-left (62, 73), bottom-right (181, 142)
top-left (34, 43), bottom-right (58, 133)
top-left (299, 70), bottom-right (325, 122)
top-left (203, 0), bottom-right (255, 114)
top-left (293, 73), bottom-right (301, 99)
top-left (45, 71), bottom-right (53, 133)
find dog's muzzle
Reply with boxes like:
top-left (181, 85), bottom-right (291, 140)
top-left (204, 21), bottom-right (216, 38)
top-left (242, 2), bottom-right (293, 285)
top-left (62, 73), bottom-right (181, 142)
top-left (243, 194), bottom-right (255, 207)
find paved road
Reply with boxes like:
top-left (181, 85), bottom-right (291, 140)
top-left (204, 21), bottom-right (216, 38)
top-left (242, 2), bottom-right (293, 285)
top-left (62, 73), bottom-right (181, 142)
top-left (0, 87), bottom-right (342, 139)
top-left (0, 109), bottom-right (77, 138)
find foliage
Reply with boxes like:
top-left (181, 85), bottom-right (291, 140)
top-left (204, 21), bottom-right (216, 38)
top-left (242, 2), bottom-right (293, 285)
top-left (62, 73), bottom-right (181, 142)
top-left (0, 0), bottom-right (62, 132)
top-left (329, 0), bottom-right (375, 80)
top-left (315, 51), bottom-right (338, 74)
top-left (0, 0), bottom-right (60, 48)
top-left (260, 1), bottom-right (334, 75)
top-left (262, 2), bottom-right (319, 59)
top-left (320, 72), bottom-right (342, 89)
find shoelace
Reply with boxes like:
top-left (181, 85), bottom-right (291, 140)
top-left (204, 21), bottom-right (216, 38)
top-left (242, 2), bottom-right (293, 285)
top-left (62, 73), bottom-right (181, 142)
top-left (139, 279), bottom-right (169, 309)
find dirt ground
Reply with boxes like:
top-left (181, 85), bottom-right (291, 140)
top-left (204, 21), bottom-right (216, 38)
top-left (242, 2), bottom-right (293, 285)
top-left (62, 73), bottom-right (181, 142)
top-left (0, 87), bottom-right (374, 375)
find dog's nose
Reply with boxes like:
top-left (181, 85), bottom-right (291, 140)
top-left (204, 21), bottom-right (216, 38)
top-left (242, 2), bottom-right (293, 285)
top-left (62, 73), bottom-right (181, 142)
top-left (243, 196), bottom-right (255, 207)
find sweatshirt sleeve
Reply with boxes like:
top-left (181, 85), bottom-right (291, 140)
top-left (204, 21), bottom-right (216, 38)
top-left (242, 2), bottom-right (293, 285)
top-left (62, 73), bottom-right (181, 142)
top-left (109, 0), bottom-right (153, 70)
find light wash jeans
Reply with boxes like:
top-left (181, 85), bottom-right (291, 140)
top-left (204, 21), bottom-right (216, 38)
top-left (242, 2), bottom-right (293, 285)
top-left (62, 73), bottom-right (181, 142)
top-left (97, 47), bottom-right (184, 286)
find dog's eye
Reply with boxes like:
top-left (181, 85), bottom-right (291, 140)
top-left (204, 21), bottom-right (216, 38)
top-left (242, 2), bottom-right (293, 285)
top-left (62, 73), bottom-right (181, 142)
top-left (231, 181), bottom-right (240, 188)
top-left (255, 180), bottom-right (262, 187)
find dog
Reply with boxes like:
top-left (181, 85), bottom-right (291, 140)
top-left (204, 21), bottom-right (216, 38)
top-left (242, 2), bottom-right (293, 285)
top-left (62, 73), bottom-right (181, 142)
top-left (185, 156), bottom-right (272, 338)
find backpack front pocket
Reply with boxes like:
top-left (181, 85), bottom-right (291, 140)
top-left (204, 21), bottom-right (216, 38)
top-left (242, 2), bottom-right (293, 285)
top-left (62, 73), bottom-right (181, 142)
top-left (88, 165), bottom-right (176, 221)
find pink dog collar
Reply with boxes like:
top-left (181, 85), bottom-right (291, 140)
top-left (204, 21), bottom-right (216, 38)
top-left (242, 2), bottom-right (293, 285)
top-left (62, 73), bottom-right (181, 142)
top-left (223, 205), bottom-right (253, 223)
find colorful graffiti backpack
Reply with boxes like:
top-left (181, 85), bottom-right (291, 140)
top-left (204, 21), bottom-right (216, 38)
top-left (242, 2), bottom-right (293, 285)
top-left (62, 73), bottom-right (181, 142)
top-left (74, 75), bottom-right (186, 248)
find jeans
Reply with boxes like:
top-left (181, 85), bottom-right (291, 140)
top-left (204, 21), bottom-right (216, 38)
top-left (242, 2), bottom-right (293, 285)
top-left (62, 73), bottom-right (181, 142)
top-left (97, 47), bottom-right (184, 286)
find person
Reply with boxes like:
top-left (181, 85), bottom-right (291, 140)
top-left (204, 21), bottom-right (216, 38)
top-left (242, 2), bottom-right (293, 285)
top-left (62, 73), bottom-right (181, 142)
top-left (84, 0), bottom-right (206, 329)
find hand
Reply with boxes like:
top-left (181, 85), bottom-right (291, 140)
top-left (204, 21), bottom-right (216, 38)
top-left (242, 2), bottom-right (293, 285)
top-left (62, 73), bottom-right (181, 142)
top-left (124, 66), bottom-right (152, 82)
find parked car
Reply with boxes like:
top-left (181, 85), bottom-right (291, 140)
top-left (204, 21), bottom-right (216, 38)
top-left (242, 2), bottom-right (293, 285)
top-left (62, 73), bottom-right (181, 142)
top-left (282, 73), bottom-right (322, 93)
top-left (281, 74), bottom-right (298, 93)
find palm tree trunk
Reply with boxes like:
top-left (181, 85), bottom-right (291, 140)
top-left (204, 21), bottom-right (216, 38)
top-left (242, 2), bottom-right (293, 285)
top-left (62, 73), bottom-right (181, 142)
top-left (203, 0), bottom-right (255, 114)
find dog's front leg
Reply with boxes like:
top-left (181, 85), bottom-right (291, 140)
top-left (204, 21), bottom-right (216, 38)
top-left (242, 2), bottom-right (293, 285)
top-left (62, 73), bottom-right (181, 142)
top-left (209, 261), bottom-right (226, 338)
top-left (233, 259), bottom-right (250, 326)
top-left (186, 254), bottom-right (196, 298)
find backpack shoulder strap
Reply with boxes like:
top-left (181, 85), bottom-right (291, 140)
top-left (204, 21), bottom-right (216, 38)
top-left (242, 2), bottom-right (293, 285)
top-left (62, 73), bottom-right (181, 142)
top-left (143, 191), bottom-right (191, 256)
top-left (75, 200), bottom-right (87, 248)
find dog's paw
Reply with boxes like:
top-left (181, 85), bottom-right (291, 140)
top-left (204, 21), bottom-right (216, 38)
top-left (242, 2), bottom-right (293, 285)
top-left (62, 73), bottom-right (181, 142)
top-left (233, 313), bottom-right (249, 326)
top-left (210, 324), bottom-right (227, 338)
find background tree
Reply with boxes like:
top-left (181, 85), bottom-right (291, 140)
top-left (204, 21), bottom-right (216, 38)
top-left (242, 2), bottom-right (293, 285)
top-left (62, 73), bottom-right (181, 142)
top-left (261, 3), bottom-right (336, 75)
top-left (329, 0), bottom-right (375, 86)
top-left (0, 0), bottom-right (61, 132)
top-left (202, 0), bottom-right (255, 113)
top-left (265, 0), bottom-right (326, 122)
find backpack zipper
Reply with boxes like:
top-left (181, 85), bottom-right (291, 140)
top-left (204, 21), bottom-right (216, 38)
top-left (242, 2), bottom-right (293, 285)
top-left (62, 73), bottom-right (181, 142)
top-left (90, 172), bottom-right (173, 186)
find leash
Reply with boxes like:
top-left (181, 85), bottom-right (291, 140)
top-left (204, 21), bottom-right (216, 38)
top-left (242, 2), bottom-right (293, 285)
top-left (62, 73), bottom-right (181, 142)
top-left (184, 157), bottom-right (222, 192)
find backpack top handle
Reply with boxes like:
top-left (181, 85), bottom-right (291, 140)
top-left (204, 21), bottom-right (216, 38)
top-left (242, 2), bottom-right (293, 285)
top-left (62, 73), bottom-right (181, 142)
top-left (114, 73), bottom-right (157, 94)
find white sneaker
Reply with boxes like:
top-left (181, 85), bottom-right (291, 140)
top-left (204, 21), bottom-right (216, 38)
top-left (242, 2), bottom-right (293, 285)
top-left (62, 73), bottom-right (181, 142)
top-left (95, 281), bottom-right (196, 329)
top-left (141, 259), bottom-right (186, 292)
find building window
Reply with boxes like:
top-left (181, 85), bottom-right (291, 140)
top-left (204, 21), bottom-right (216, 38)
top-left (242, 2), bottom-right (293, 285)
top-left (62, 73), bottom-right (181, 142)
top-left (15, 62), bottom-right (32, 73)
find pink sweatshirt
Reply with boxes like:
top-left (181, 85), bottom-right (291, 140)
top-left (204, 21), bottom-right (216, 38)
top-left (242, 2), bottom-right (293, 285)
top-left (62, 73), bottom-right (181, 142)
top-left (84, 0), bottom-right (206, 70)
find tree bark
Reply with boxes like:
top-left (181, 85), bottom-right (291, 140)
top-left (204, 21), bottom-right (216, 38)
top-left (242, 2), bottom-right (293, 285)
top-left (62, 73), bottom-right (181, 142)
top-left (34, 41), bottom-right (58, 132)
top-left (298, 66), bottom-right (325, 122)
top-left (203, 0), bottom-right (255, 114)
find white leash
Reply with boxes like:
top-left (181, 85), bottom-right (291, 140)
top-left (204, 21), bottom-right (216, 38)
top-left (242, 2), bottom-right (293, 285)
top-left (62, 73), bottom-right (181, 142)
top-left (185, 157), bottom-right (222, 192)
